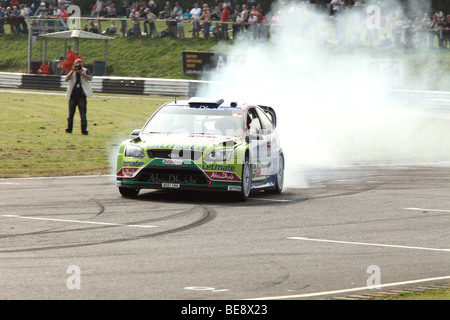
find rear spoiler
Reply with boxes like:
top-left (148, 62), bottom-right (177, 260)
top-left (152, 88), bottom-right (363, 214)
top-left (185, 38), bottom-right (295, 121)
top-left (258, 105), bottom-right (277, 128)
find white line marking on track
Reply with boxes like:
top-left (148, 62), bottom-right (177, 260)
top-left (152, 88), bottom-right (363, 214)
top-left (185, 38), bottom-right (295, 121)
top-left (287, 236), bottom-right (450, 252)
top-left (244, 275), bottom-right (450, 300)
top-left (250, 198), bottom-right (292, 202)
top-left (1, 215), bottom-right (158, 228)
top-left (405, 207), bottom-right (450, 213)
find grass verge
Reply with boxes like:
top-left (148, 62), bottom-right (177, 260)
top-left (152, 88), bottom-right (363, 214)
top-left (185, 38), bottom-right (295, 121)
top-left (0, 90), bottom-right (171, 177)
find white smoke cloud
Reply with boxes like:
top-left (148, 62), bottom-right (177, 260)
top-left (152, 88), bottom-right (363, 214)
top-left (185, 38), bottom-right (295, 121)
top-left (195, 1), bottom-right (450, 188)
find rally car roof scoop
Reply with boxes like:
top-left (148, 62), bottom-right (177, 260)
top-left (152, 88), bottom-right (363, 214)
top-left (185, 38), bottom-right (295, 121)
top-left (188, 97), bottom-right (225, 108)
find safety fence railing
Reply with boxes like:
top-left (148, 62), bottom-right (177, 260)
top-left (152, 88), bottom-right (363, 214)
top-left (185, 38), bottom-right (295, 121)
top-left (1, 72), bottom-right (450, 110)
top-left (0, 72), bottom-right (190, 97)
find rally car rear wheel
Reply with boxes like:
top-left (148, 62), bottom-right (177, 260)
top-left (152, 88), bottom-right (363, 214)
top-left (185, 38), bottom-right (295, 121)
top-left (266, 153), bottom-right (284, 194)
top-left (119, 187), bottom-right (140, 197)
top-left (273, 154), bottom-right (284, 194)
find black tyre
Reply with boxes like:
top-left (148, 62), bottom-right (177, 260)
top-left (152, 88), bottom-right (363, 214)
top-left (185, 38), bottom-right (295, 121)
top-left (119, 187), bottom-right (140, 197)
top-left (238, 156), bottom-right (251, 201)
top-left (273, 154), bottom-right (284, 194)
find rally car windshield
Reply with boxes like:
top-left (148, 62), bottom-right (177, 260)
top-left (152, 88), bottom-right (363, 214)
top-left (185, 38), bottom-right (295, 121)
top-left (141, 107), bottom-right (243, 137)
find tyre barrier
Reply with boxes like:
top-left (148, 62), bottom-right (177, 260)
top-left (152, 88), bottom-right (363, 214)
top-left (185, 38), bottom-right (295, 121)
top-left (0, 72), bottom-right (190, 97)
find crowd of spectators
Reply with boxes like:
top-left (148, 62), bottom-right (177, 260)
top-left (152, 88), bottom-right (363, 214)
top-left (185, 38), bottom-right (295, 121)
top-left (2, 0), bottom-right (450, 50)
top-left (0, 0), bottom-right (73, 34)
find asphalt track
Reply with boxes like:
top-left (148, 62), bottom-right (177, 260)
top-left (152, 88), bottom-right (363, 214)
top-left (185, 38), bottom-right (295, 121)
top-left (0, 164), bottom-right (449, 300)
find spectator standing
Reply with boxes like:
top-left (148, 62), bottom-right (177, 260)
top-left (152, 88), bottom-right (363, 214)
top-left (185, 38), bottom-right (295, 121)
top-left (402, 16), bottom-right (413, 48)
top-left (65, 59), bottom-right (93, 135)
top-left (159, 1), bottom-right (171, 19)
top-left (248, 9), bottom-right (257, 40)
top-left (434, 17), bottom-right (446, 48)
top-left (130, 7), bottom-right (140, 36)
top-left (190, 3), bottom-right (201, 38)
top-left (365, 10), bottom-right (378, 46)
top-left (4, 7), bottom-right (12, 33)
top-left (57, 5), bottom-right (69, 28)
top-left (420, 13), bottom-right (431, 47)
top-left (429, 14), bottom-right (438, 48)
top-left (411, 17), bottom-right (421, 47)
top-left (92, 0), bottom-right (104, 17)
top-left (444, 14), bottom-right (450, 48)
top-left (198, 4), bottom-right (211, 39)
top-left (0, 7), bottom-right (5, 35)
top-left (108, 3), bottom-right (117, 17)
top-left (211, 5), bottom-right (220, 21)
top-left (220, 4), bottom-right (230, 39)
top-left (171, 2), bottom-right (181, 18)
top-left (434, 9), bottom-right (444, 21)
top-left (120, 0), bottom-right (129, 16)
top-left (391, 15), bottom-right (403, 48)
top-left (143, 7), bottom-right (157, 37)
top-left (44, 5), bottom-right (55, 33)
top-left (165, 2), bottom-right (180, 37)
top-left (175, 7), bottom-right (184, 38)
top-left (66, 45), bottom-right (75, 70)
top-left (231, 6), bottom-right (242, 40)
top-left (10, 0), bottom-right (20, 9)
top-left (10, 5), bottom-right (20, 34)
top-left (240, 4), bottom-right (249, 38)
top-left (148, 1), bottom-right (158, 15)
top-left (18, 4), bottom-right (29, 34)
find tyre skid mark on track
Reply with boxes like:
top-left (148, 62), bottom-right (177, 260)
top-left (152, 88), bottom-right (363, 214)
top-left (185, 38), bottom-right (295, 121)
top-left (0, 201), bottom-right (200, 238)
top-left (0, 205), bottom-right (216, 253)
top-left (307, 182), bottom-right (385, 200)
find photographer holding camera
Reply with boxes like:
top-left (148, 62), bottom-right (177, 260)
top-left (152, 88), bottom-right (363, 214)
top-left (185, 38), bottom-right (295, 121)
top-left (65, 58), bottom-right (93, 135)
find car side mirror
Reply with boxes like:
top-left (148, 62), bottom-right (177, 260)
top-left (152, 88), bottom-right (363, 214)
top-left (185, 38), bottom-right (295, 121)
top-left (131, 129), bottom-right (140, 136)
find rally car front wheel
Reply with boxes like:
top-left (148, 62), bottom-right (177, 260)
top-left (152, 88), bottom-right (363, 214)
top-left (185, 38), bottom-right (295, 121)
top-left (119, 187), bottom-right (140, 197)
top-left (238, 156), bottom-right (251, 201)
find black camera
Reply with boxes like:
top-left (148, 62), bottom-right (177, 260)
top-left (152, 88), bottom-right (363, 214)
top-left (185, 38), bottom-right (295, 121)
top-left (75, 65), bottom-right (82, 70)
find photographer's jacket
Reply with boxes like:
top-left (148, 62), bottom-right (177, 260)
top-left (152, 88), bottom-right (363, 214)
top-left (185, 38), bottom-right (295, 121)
top-left (65, 68), bottom-right (93, 100)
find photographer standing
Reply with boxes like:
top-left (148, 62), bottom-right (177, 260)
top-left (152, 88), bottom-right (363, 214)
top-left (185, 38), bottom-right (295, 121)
top-left (65, 59), bottom-right (92, 135)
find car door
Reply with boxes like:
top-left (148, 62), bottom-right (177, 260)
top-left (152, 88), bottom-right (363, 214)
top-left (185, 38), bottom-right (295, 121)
top-left (256, 107), bottom-right (281, 179)
top-left (246, 107), bottom-right (271, 185)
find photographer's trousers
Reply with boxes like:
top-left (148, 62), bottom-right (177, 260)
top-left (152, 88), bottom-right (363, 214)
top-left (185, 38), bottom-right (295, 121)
top-left (67, 96), bottom-right (87, 134)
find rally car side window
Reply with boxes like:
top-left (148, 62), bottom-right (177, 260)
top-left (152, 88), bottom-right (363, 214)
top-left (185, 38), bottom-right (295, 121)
top-left (247, 108), bottom-right (262, 135)
top-left (256, 108), bottom-right (273, 135)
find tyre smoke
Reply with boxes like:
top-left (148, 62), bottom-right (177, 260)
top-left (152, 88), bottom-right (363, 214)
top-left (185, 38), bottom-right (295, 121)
top-left (195, 1), bottom-right (450, 188)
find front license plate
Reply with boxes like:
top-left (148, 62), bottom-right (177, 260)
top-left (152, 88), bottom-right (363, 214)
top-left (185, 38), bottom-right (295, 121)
top-left (162, 183), bottom-right (180, 188)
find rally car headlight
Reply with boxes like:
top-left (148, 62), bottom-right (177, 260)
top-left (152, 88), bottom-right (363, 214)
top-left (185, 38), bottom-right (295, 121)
top-left (204, 149), bottom-right (235, 162)
top-left (125, 145), bottom-right (145, 159)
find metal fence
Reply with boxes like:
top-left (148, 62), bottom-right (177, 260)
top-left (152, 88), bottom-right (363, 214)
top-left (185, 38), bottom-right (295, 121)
top-left (1, 72), bottom-right (450, 109)
top-left (0, 72), bottom-right (191, 97)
